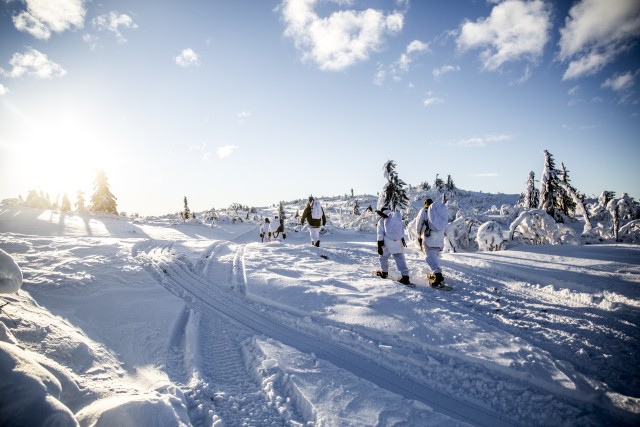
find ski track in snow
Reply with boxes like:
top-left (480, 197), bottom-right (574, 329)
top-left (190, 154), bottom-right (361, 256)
top-left (443, 250), bottom-right (640, 399)
top-left (130, 234), bottom-right (638, 426)
top-left (134, 239), bottom-right (516, 427)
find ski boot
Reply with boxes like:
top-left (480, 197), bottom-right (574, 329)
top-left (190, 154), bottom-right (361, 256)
top-left (374, 271), bottom-right (388, 279)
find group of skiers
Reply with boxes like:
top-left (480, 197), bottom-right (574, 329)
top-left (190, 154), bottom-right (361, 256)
top-left (260, 197), bottom-right (326, 245)
top-left (259, 197), bottom-right (449, 287)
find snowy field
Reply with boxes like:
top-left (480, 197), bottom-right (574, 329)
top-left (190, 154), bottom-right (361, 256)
top-left (1, 204), bottom-right (639, 426)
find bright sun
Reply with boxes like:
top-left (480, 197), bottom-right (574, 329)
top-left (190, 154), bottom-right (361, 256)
top-left (18, 107), bottom-right (115, 200)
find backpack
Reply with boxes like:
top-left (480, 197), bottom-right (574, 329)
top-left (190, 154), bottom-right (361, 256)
top-left (427, 202), bottom-right (448, 231)
top-left (384, 210), bottom-right (404, 240)
top-left (311, 200), bottom-right (323, 220)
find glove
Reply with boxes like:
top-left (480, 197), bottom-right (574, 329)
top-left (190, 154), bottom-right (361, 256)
top-left (401, 238), bottom-right (407, 247)
top-left (377, 240), bottom-right (384, 255)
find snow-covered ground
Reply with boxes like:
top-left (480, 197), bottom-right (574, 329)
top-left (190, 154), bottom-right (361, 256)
top-left (1, 202), bottom-right (639, 426)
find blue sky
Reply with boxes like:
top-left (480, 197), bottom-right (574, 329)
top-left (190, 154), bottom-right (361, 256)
top-left (1, 0), bottom-right (638, 216)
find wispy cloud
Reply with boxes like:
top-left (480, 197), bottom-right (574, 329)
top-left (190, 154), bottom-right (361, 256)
top-left (432, 64), bottom-right (460, 79)
top-left (456, 0), bottom-right (551, 74)
top-left (238, 111), bottom-right (252, 124)
top-left (1, 48), bottom-right (66, 79)
top-left (0, 83), bottom-right (9, 96)
top-left (558, 0), bottom-right (640, 80)
top-left (217, 145), bottom-right (239, 159)
top-left (279, 0), bottom-right (404, 71)
top-left (602, 70), bottom-right (638, 92)
top-left (12, 0), bottom-right (86, 40)
top-left (602, 70), bottom-right (639, 105)
top-left (423, 91), bottom-right (444, 106)
top-left (92, 12), bottom-right (138, 43)
top-left (375, 39), bottom-right (429, 85)
top-left (175, 49), bottom-right (200, 68)
top-left (449, 134), bottom-right (512, 147)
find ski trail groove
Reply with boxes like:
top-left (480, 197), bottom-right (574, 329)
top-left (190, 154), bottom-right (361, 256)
top-left (139, 240), bottom-right (514, 427)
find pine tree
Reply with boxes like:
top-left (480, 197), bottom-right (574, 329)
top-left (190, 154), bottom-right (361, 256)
top-left (558, 162), bottom-right (577, 216)
top-left (523, 171), bottom-right (539, 209)
top-left (377, 160), bottom-right (409, 211)
top-left (90, 170), bottom-right (118, 214)
top-left (76, 191), bottom-right (86, 212)
top-left (434, 174), bottom-right (445, 192)
top-left (445, 175), bottom-right (456, 191)
top-left (539, 150), bottom-right (559, 219)
top-left (60, 193), bottom-right (71, 212)
top-left (182, 196), bottom-right (191, 221)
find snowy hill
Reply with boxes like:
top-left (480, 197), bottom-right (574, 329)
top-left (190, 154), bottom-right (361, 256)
top-left (1, 189), bottom-right (639, 426)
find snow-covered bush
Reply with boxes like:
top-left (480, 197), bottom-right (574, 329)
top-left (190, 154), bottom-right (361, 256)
top-left (618, 219), bottom-right (640, 243)
top-left (509, 209), bottom-right (565, 245)
top-left (444, 215), bottom-right (481, 252)
top-left (477, 221), bottom-right (506, 251)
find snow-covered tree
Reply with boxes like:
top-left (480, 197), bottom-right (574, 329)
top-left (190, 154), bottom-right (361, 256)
top-left (353, 199), bottom-right (361, 215)
top-left (377, 160), bottom-right (409, 212)
top-left (539, 150), bottom-right (559, 219)
top-left (24, 189), bottom-right (51, 209)
top-left (75, 191), bottom-right (86, 212)
top-left (558, 162), bottom-right (578, 217)
top-left (509, 209), bottom-right (563, 245)
top-left (434, 174), bottom-right (445, 192)
top-left (477, 221), bottom-right (506, 251)
top-left (523, 171), bottom-right (539, 209)
top-left (90, 170), bottom-right (118, 214)
top-left (445, 175), bottom-right (456, 191)
top-left (60, 194), bottom-right (71, 212)
top-left (608, 193), bottom-right (639, 241)
top-left (182, 196), bottom-right (191, 221)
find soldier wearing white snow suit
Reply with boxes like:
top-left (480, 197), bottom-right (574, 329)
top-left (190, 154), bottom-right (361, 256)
top-left (374, 207), bottom-right (410, 285)
top-left (416, 198), bottom-right (448, 286)
top-left (260, 218), bottom-right (271, 242)
top-left (301, 197), bottom-right (326, 247)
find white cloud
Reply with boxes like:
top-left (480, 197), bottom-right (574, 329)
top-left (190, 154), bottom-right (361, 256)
top-left (423, 95), bottom-right (444, 106)
top-left (602, 71), bottom-right (637, 92)
top-left (279, 0), bottom-right (404, 71)
top-left (217, 145), bottom-right (239, 159)
top-left (450, 134), bottom-right (512, 147)
top-left (238, 111), bottom-right (252, 124)
top-left (456, 0), bottom-right (551, 71)
top-left (375, 39), bottom-right (428, 84)
top-left (432, 64), bottom-right (460, 79)
top-left (558, 0), bottom-right (640, 80)
top-left (82, 33), bottom-right (99, 50)
top-left (12, 0), bottom-right (86, 40)
top-left (92, 12), bottom-right (137, 43)
top-left (1, 48), bottom-right (66, 79)
top-left (0, 83), bottom-right (9, 96)
top-left (175, 49), bottom-right (200, 68)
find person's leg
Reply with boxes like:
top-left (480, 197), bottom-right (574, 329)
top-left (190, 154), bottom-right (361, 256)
top-left (425, 248), bottom-right (441, 273)
top-left (393, 253), bottom-right (410, 276)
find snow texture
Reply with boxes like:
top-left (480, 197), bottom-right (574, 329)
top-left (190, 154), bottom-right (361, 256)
top-left (0, 193), bottom-right (639, 426)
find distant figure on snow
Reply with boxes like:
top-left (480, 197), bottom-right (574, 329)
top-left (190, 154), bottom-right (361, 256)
top-left (374, 206), bottom-right (410, 285)
top-left (269, 216), bottom-right (285, 241)
top-left (301, 196), bottom-right (326, 247)
top-left (260, 218), bottom-right (270, 242)
top-left (416, 198), bottom-right (449, 286)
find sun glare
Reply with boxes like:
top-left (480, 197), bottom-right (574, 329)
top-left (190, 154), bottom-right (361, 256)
top-left (19, 107), bottom-right (116, 201)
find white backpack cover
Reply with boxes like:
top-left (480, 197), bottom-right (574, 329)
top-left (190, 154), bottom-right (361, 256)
top-left (427, 202), bottom-right (448, 231)
top-left (311, 200), bottom-right (323, 220)
top-left (384, 211), bottom-right (404, 240)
